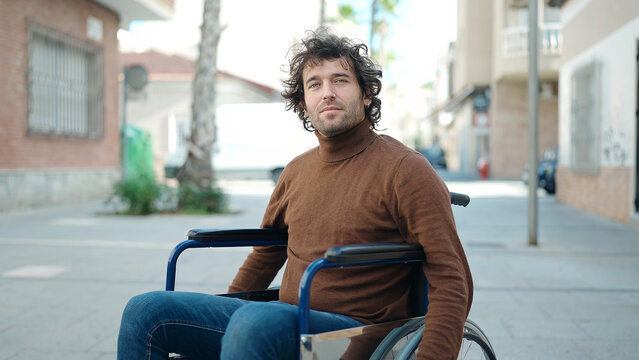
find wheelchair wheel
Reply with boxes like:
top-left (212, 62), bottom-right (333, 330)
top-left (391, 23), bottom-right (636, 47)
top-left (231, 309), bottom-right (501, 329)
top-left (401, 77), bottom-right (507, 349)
top-left (369, 318), bottom-right (425, 360)
top-left (458, 330), bottom-right (495, 360)
top-left (370, 319), bottom-right (496, 360)
top-left (461, 318), bottom-right (495, 359)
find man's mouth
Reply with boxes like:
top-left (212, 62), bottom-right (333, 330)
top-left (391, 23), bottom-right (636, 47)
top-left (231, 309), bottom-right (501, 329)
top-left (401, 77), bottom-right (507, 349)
top-left (320, 106), bottom-right (341, 113)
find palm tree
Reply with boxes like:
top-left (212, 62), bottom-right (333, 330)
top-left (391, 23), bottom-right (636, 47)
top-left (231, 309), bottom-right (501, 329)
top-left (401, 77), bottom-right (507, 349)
top-left (335, 0), bottom-right (399, 66)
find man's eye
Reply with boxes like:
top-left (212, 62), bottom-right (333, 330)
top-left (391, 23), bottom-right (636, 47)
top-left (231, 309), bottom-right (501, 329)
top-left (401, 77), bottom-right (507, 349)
top-left (308, 83), bottom-right (319, 89)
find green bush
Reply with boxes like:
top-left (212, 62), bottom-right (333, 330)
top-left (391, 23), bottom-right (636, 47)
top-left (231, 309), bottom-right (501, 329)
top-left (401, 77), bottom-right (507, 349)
top-left (108, 175), bottom-right (164, 215)
top-left (178, 183), bottom-right (228, 214)
top-left (107, 176), bottom-right (227, 215)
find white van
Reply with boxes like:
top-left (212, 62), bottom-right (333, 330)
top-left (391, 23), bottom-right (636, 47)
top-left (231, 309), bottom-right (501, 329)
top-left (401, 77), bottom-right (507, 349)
top-left (213, 103), bottom-right (317, 181)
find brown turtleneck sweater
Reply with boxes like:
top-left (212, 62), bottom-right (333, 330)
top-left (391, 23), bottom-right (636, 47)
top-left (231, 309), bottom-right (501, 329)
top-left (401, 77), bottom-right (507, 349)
top-left (229, 120), bottom-right (473, 359)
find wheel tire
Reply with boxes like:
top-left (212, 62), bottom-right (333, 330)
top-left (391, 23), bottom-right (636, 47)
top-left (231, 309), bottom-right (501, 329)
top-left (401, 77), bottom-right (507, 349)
top-left (371, 319), bottom-right (496, 360)
top-left (459, 319), bottom-right (496, 360)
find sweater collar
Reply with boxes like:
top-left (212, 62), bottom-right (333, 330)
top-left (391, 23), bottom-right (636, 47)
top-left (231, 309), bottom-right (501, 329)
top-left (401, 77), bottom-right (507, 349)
top-left (315, 120), bottom-right (375, 162)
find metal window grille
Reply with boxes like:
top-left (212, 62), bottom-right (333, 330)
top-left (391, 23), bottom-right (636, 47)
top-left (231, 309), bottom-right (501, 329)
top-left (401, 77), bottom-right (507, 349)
top-left (570, 61), bottom-right (600, 174)
top-left (27, 21), bottom-right (104, 138)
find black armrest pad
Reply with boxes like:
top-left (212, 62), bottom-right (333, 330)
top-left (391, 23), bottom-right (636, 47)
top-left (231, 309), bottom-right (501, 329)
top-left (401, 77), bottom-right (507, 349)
top-left (325, 243), bottom-right (424, 263)
top-left (187, 228), bottom-right (288, 243)
top-left (450, 192), bottom-right (470, 207)
top-left (219, 289), bottom-right (279, 302)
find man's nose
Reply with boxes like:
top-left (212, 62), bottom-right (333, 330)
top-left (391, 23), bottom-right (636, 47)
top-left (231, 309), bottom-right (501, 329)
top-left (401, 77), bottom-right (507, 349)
top-left (322, 84), bottom-right (336, 100)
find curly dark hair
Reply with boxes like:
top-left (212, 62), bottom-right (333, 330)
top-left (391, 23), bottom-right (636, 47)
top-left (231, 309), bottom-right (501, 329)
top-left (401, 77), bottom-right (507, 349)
top-left (281, 27), bottom-right (383, 131)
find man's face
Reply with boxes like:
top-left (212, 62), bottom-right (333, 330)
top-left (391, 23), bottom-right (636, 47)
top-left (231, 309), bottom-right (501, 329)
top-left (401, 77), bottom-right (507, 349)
top-left (302, 58), bottom-right (371, 137)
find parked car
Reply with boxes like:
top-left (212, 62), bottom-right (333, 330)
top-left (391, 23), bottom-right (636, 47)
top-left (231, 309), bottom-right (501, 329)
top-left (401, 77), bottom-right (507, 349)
top-left (522, 149), bottom-right (557, 194)
top-left (417, 145), bottom-right (447, 169)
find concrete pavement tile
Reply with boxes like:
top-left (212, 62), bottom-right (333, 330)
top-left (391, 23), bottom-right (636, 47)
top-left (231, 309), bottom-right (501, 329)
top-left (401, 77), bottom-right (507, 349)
top-left (502, 317), bottom-right (589, 340)
top-left (0, 305), bottom-right (93, 353)
top-left (0, 278), bottom-right (74, 307)
top-left (489, 338), bottom-right (591, 360)
top-left (580, 257), bottom-right (639, 289)
top-left (0, 352), bottom-right (17, 360)
top-left (500, 255), bottom-right (594, 289)
top-left (578, 339), bottom-right (639, 359)
top-left (92, 352), bottom-right (117, 360)
top-left (466, 259), bottom-right (528, 290)
top-left (46, 307), bottom-right (121, 352)
top-left (7, 312), bottom-right (115, 355)
top-left (0, 349), bottom-right (90, 360)
top-left (89, 332), bottom-right (117, 355)
top-left (466, 290), bottom-right (518, 339)
top-left (0, 304), bottom-right (32, 333)
top-left (531, 291), bottom-right (639, 321)
top-left (468, 290), bottom-right (523, 339)
top-left (466, 316), bottom-right (511, 339)
top-left (577, 319), bottom-right (639, 340)
top-left (469, 289), bottom-right (521, 312)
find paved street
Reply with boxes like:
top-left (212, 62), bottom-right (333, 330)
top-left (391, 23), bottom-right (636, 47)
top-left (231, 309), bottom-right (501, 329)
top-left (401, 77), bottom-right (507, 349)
top-left (0, 176), bottom-right (638, 359)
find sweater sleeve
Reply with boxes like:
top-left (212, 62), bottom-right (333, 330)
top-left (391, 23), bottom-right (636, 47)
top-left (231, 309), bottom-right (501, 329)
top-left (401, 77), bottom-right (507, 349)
top-left (227, 172), bottom-right (289, 293)
top-left (392, 153), bottom-right (473, 360)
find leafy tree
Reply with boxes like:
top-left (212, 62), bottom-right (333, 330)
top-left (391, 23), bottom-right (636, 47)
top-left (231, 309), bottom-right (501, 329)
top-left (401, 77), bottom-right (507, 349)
top-left (369, 0), bottom-right (399, 65)
top-left (334, 1), bottom-right (399, 66)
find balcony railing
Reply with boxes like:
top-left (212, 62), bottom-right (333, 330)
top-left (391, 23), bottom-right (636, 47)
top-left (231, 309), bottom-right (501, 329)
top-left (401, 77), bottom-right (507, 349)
top-left (502, 23), bottom-right (562, 57)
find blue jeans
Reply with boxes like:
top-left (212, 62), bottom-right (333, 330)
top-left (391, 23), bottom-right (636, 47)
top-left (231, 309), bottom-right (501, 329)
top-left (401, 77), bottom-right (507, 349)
top-left (117, 291), bottom-right (364, 360)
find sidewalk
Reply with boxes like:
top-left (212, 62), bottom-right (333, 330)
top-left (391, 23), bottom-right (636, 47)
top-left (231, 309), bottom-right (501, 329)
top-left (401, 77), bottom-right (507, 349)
top-left (0, 179), bottom-right (638, 359)
top-left (447, 181), bottom-right (639, 360)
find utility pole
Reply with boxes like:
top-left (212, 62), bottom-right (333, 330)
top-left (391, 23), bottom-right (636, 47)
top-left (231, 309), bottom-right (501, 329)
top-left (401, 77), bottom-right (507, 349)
top-left (527, 0), bottom-right (539, 246)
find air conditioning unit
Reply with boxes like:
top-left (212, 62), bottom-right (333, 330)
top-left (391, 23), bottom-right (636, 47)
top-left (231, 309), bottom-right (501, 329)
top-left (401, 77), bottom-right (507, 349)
top-left (508, 0), bottom-right (528, 8)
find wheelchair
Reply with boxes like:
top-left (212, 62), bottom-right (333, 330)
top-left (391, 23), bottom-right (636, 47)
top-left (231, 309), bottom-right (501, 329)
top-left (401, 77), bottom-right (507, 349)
top-left (166, 192), bottom-right (496, 359)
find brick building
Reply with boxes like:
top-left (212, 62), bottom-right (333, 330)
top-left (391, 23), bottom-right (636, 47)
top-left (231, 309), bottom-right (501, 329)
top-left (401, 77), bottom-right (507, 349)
top-left (0, 0), bottom-right (174, 211)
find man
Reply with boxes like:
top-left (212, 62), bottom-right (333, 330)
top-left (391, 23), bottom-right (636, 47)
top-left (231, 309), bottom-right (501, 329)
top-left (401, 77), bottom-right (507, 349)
top-left (117, 28), bottom-right (472, 360)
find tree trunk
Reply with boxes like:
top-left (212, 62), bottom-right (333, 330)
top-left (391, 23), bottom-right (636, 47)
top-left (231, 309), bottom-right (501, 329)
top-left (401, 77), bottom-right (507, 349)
top-left (178, 0), bottom-right (223, 190)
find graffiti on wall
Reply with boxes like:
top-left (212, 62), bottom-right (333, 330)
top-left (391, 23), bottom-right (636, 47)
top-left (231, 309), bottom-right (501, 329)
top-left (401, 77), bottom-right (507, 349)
top-left (602, 125), bottom-right (628, 166)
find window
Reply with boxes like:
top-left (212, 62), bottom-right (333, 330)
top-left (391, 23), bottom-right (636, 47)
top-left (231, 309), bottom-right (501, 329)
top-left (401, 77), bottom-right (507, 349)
top-left (28, 21), bottom-right (103, 138)
top-left (504, 1), bottom-right (561, 27)
top-left (504, 4), bottom-right (528, 28)
top-left (570, 62), bottom-right (600, 174)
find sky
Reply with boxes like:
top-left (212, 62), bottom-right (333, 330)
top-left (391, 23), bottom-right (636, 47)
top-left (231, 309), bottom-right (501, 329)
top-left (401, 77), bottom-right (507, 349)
top-left (119, 0), bottom-right (457, 91)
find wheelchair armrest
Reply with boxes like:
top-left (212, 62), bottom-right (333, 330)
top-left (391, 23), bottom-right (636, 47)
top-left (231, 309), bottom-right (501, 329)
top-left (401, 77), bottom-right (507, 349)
top-left (450, 192), bottom-right (470, 207)
top-left (299, 243), bottom-right (426, 335)
top-left (166, 229), bottom-right (287, 291)
top-left (325, 243), bottom-right (424, 263)
top-left (187, 228), bottom-right (288, 243)
top-left (219, 288), bottom-right (280, 302)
